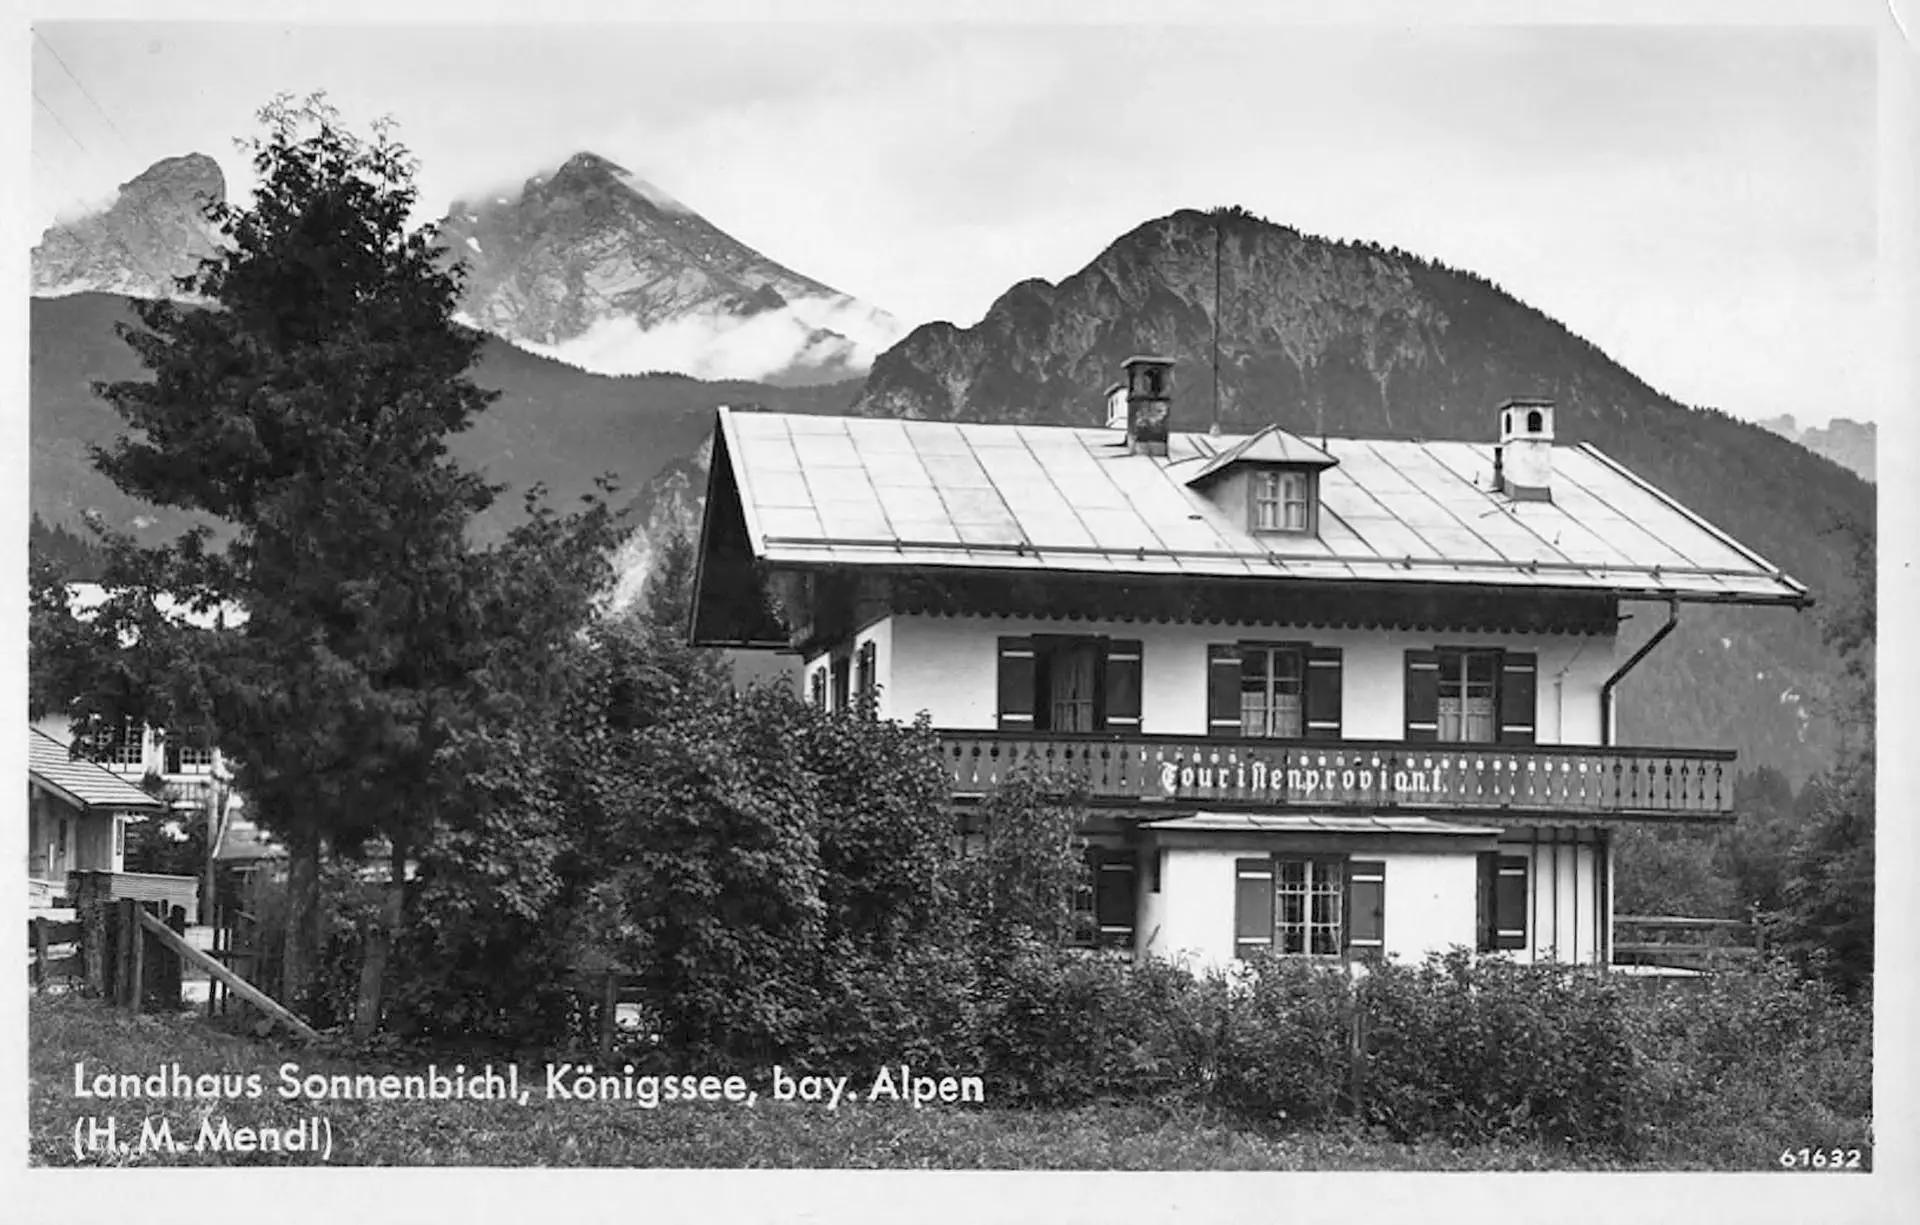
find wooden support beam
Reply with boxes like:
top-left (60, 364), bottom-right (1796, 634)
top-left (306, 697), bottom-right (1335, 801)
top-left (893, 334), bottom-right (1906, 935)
top-left (137, 908), bottom-right (320, 1042)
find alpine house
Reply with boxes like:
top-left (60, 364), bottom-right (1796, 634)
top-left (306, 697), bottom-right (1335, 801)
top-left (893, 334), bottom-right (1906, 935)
top-left (689, 357), bottom-right (1809, 971)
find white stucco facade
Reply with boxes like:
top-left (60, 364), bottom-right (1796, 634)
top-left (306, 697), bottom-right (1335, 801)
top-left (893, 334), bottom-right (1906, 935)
top-left (796, 610), bottom-right (1626, 970)
top-left (854, 613), bottom-right (1618, 745)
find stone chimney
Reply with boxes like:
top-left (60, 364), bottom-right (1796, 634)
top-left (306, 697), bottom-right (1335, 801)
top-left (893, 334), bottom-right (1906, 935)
top-left (1122, 355), bottom-right (1174, 457)
top-left (1495, 397), bottom-right (1554, 501)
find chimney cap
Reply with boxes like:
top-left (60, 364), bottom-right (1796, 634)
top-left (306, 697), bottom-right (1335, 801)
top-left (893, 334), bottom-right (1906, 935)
top-left (1497, 396), bottom-right (1555, 409)
top-left (1123, 354), bottom-right (1176, 368)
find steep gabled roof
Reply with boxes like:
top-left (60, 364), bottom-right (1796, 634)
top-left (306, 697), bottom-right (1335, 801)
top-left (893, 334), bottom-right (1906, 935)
top-left (1185, 424), bottom-right (1338, 485)
top-left (28, 728), bottom-right (167, 814)
top-left (698, 408), bottom-right (1809, 607)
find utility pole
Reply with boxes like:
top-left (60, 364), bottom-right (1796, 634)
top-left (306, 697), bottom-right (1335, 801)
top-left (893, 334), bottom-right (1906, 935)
top-left (1212, 211), bottom-right (1223, 433)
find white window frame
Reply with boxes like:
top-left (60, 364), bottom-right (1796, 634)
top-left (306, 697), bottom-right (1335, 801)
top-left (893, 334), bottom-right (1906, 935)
top-left (1252, 469), bottom-right (1314, 534)
top-left (1240, 644), bottom-right (1305, 738)
top-left (1274, 857), bottom-right (1344, 956)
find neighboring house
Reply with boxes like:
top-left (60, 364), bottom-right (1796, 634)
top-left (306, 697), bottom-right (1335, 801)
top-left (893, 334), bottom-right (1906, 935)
top-left (26, 726), bottom-right (166, 907)
top-left (689, 357), bottom-right (1809, 973)
top-left (35, 584), bottom-right (253, 912)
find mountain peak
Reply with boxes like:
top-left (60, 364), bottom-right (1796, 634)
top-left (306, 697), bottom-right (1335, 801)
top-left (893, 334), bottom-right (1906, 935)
top-left (123, 152), bottom-right (225, 203)
top-left (32, 151), bottom-right (226, 300)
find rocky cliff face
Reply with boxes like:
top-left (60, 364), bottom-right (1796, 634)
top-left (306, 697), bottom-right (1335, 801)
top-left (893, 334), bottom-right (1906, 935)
top-left (1757, 414), bottom-right (1876, 483)
top-left (438, 152), bottom-right (899, 384)
top-left (31, 153), bottom-right (226, 299)
top-left (857, 209), bottom-right (1452, 430)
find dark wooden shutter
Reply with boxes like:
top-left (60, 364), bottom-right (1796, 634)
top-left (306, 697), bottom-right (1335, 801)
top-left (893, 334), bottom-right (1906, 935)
top-left (1346, 859), bottom-right (1385, 958)
top-left (996, 636), bottom-right (1036, 730)
top-left (1499, 651), bottom-right (1537, 745)
top-left (1495, 854), bottom-right (1529, 950)
top-left (831, 655), bottom-right (851, 712)
top-left (164, 736), bottom-right (182, 775)
top-left (1102, 639), bottom-right (1142, 732)
top-left (1404, 649), bottom-right (1441, 741)
top-left (856, 640), bottom-right (877, 711)
top-left (1234, 857), bottom-right (1274, 957)
top-left (1476, 852), bottom-right (1496, 951)
top-left (1208, 645), bottom-right (1243, 736)
top-left (1304, 646), bottom-right (1343, 738)
top-left (809, 668), bottom-right (826, 710)
top-left (1095, 851), bottom-right (1137, 949)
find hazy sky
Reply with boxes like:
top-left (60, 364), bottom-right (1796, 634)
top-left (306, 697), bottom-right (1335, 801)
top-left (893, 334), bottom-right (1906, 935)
top-left (25, 13), bottom-right (1887, 425)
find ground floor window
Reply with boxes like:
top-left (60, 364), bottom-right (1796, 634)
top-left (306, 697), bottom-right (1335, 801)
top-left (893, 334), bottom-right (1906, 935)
top-left (1236, 855), bottom-right (1384, 959)
top-left (1073, 847), bottom-right (1137, 950)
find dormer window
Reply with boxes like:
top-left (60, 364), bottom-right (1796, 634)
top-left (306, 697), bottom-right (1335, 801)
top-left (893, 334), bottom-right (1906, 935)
top-left (1252, 468), bottom-right (1315, 534)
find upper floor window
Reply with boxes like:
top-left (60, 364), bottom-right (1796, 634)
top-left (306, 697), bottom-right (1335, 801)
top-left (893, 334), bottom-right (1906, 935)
top-left (1438, 649), bottom-right (1499, 742)
top-left (996, 635), bottom-right (1142, 734)
top-left (1404, 648), bottom-right (1537, 744)
top-left (1252, 469), bottom-right (1314, 533)
top-left (165, 730), bottom-right (216, 775)
top-left (1208, 642), bottom-right (1342, 738)
top-left (93, 720), bottom-right (146, 770)
top-left (1240, 645), bottom-right (1304, 738)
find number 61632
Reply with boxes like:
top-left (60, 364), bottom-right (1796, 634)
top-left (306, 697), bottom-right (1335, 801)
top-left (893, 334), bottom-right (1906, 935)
top-left (1779, 1147), bottom-right (1865, 1170)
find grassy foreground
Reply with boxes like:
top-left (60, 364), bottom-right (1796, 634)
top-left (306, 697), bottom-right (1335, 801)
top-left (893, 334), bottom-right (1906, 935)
top-left (28, 993), bottom-right (1644, 1170)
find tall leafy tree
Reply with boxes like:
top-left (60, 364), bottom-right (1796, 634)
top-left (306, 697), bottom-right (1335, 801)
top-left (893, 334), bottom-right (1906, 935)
top-left (1772, 519), bottom-right (1875, 994)
top-left (73, 94), bottom-right (615, 1020)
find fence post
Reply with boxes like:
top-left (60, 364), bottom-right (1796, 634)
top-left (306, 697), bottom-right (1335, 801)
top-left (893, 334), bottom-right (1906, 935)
top-left (115, 899), bottom-right (137, 1008)
top-left (598, 973), bottom-right (618, 1060)
top-left (32, 918), bottom-right (48, 989)
top-left (129, 901), bottom-right (150, 1013)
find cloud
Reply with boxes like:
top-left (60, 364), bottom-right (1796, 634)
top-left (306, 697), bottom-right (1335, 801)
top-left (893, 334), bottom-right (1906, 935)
top-left (511, 295), bottom-right (905, 383)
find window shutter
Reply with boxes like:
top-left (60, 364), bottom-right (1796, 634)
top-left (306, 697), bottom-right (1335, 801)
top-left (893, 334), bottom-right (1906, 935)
top-left (1404, 649), bottom-right (1441, 741)
top-left (1094, 850), bottom-right (1137, 949)
top-left (1304, 646), bottom-right (1343, 738)
top-left (809, 669), bottom-right (826, 710)
top-left (996, 636), bottom-right (1036, 730)
top-left (1346, 859), bottom-right (1385, 958)
top-left (856, 640), bottom-right (876, 693)
top-left (1102, 639), bottom-right (1143, 732)
top-left (1495, 854), bottom-right (1529, 950)
top-left (1498, 652), bottom-right (1537, 745)
top-left (1234, 857), bottom-right (1274, 957)
top-left (831, 656), bottom-right (851, 712)
top-left (1476, 852), bottom-right (1496, 952)
top-left (1208, 645), bottom-right (1243, 736)
top-left (165, 737), bottom-right (182, 775)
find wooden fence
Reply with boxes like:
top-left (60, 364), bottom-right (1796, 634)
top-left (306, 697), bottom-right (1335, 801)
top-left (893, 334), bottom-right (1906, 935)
top-left (1612, 913), bottom-right (1764, 973)
top-left (28, 884), bottom-right (317, 1042)
top-left (29, 898), bottom-right (190, 1010)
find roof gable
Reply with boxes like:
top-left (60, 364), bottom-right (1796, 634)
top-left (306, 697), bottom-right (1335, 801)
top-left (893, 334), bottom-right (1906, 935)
top-left (1185, 424), bottom-right (1338, 486)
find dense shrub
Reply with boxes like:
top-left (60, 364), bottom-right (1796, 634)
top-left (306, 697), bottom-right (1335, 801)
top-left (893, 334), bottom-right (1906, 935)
top-left (1622, 959), bottom-right (1872, 1159)
top-left (1358, 953), bottom-right (1637, 1151)
top-left (1211, 956), bottom-right (1352, 1129)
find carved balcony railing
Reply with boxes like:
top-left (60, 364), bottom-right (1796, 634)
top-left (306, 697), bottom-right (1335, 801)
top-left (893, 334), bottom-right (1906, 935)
top-left (937, 732), bottom-right (1736, 818)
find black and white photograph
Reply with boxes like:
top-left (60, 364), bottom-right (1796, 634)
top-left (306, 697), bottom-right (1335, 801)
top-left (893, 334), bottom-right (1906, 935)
top-left (9, 0), bottom-right (1912, 1217)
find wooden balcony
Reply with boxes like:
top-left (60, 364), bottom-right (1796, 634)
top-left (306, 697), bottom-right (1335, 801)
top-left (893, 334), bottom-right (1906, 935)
top-left (938, 732), bottom-right (1735, 819)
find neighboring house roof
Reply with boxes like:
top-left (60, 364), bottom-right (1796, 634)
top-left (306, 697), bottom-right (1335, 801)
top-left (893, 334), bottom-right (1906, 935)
top-left (709, 408), bottom-right (1807, 605)
top-left (214, 816), bottom-right (283, 862)
top-left (28, 728), bottom-right (167, 814)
